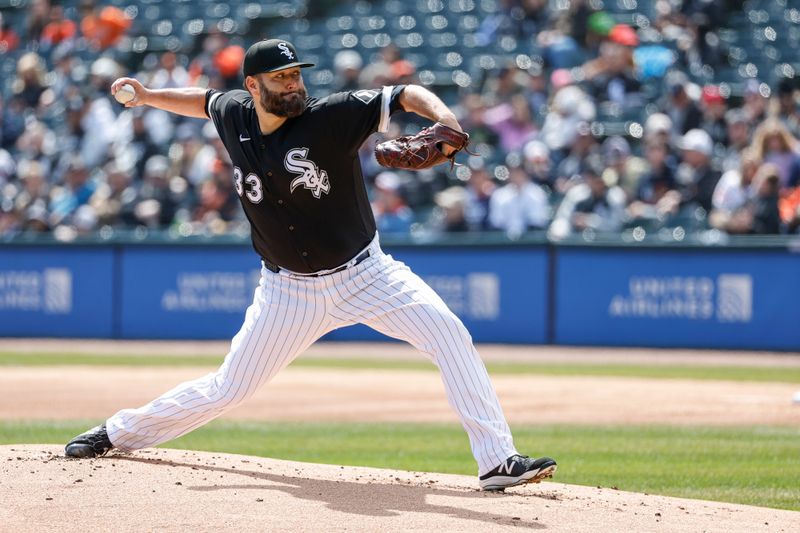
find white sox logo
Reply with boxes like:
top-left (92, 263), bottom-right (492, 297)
top-left (285, 148), bottom-right (331, 199)
top-left (277, 42), bottom-right (294, 60)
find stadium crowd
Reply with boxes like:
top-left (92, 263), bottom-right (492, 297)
top-left (1, 0), bottom-right (800, 242)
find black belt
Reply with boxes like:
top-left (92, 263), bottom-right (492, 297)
top-left (263, 249), bottom-right (371, 276)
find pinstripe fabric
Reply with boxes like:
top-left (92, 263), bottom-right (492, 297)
top-left (106, 239), bottom-right (517, 475)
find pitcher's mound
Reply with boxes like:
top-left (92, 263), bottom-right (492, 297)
top-left (1, 445), bottom-right (795, 532)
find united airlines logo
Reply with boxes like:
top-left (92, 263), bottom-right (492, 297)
top-left (278, 42), bottom-right (294, 60)
top-left (285, 147), bottom-right (331, 199)
top-left (716, 274), bottom-right (752, 322)
top-left (608, 273), bottom-right (753, 323)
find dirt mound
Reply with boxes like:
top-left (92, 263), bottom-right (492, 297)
top-left (1, 445), bottom-right (795, 532)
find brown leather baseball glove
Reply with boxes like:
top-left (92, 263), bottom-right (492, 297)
top-left (374, 123), bottom-right (472, 170)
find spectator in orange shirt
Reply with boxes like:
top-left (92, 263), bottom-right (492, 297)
top-left (79, 0), bottom-right (131, 50)
top-left (41, 5), bottom-right (77, 49)
top-left (0, 12), bottom-right (19, 53)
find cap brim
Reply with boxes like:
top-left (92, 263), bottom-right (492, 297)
top-left (265, 62), bottom-right (315, 73)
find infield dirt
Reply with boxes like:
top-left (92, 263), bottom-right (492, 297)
top-left (3, 445), bottom-right (797, 533)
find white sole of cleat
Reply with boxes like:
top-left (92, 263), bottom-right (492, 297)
top-left (480, 464), bottom-right (557, 491)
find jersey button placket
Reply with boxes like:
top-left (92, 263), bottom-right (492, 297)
top-left (288, 225), bottom-right (294, 231)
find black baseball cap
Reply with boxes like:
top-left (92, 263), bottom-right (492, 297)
top-left (242, 39), bottom-right (315, 77)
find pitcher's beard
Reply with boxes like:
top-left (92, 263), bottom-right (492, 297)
top-left (257, 81), bottom-right (307, 118)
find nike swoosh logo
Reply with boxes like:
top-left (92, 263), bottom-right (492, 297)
top-left (239, 134), bottom-right (251, 142)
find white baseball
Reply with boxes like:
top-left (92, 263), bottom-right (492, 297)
top-left (114, 84), bottom-right (136, 104)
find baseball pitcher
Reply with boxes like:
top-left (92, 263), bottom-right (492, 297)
top-left (64, 39), bottom-right (557, 491)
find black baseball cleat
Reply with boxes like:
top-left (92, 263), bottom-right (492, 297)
top-left (479, 454), bottom-right (557, 491)
top-left (64, 424), bottom-right (114, 458)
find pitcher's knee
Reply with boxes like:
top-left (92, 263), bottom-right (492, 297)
top-left (206, 370), bottom-right (255, 410)
top-left (419, 312), bottom-right (476, 356)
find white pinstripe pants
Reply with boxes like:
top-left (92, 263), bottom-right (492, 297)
top-left (106, 240), bottom-right (518, 474)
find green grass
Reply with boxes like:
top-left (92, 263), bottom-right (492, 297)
top-left (2, 351), bottom-right (800, 383)
top-left (3, 421), bottom-right (798, 511)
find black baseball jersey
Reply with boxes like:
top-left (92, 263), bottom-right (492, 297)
top-left (205, 85), bottom-right (406, 273)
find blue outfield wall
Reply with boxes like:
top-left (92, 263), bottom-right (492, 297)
top-left (0, 247), bottom-right (115, 338)
top-left (119, 245), bottom-right (548, 343)
top-left (120, 246), bottom-right (261, 339)
top-left (323, 246), bottom-right (549, 344)
top-left (1, 241), bottom-right (799, 350)
top-left (554, 247), bottom-right (800, 350)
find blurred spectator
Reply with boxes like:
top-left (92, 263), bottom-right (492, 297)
top-left (48, 46), bottom-right (80, 102)
top-left (15, 121), bottom-right (56, 178)
top-left (14, 160), bottom-right (50, 216)
top-left (488, 163), bottom-right (549, 237)
top-left (390, 59), bottom-right (417, 87)
top-left (721, 108), bottom-right (751, 172)
top-left (663, 71), bottom-right (702, 135)
top-left (553, 121), bottom-right (599, 191)
top-left (452, 93), bottom-right (494, 147)
top-left (521, 140), bottom-right (553, 188)
top-left (190, 165), bottom-right (239, 235)
top-left (112, 107), bottom-right (163, 180)
top-left (21, 203), bottom-right (50, 233)
top-left (742, 79), bottom-right (769, 125)
top-left (601, 136), bottom-right (647, 201)
top-left (463, 164), bottom-right (496, 231)
top-left (40, 4), bottom-right (77, 50)
top-left (333, 51), bottom-right (364, 93)
top-left (172, 121), bottom-right (218, 187)
top-left (557, 0), bottom-right (594, 52)
top-left (699, 85), bottom-right (728, 148)
top-left (585, 10), bottom-right (615, 53)
top-left (549, 156), bottom-right (626, 239)
top-left (710, 151), bottom-right (759, 233)
top-left (212, 45), bottom-right (246, 90)
top-left (538, 23), bottom-right (584, 70)
top-left (371, 171), bottom-right (413, 234)
top-left (583, 25), bottom-right (643, 111)
top-left (644, 113), bottom-right (673, 145)
top-left (130, 155), bottom-right (183, 228)
top-left (432, 186), bottom-right (469, 233)
top-left (482, 65), bottom-right (525, 107)
top-left (627, 138), bottom-right (679, 225)
top-left (678, 0), bottom-right (728, 68)
top-left (26, 0), bottom-right (51, 43)
top-left (49, 155), bottom-right (96, 226)
top-left (89, 162), bottom-right (135, 228)
top-left (0, 12), bottom-right (20, 52)
top-left (79, 0), bottom-right (131, 50)
top-left (482, 94), bottom-right (537, 153)
top-left (747, 163), bottom-right (782, 234)
top-left (750, 119), bottom-right (800, 190)
top-left (779, 187), bottom-right (800, 235)
top-left (524, 64), bottom-right (548, 120)
top-left (187, 30), bottom-right (229, 86)
top-left (774, 79), bottom-right (800, 139)
top-left (359, 44), bottom-right (401, 87)
top-left (75, 57), bottom-right (120, 167)
top-left (1, 95), bottom-right (26, 150)
top-left (674, 128), bottom-right (720, 213)
top-left (150, 52), bottom-right (190, 91)
top-left (539, 83), bottom-right (596, 154)
top-left (13, 52), bottom-right (48, 109)
top-left (0, 147), bottom-right (15, 186)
